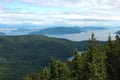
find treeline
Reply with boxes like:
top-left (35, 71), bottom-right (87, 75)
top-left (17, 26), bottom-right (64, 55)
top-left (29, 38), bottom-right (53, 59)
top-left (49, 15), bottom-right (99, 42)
top-left (24, 33), bottom-right (120, 80)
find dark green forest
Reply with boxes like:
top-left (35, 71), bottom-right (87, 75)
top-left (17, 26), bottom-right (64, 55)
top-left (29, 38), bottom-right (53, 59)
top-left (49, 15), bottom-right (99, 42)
top-left (0, 35), bottom-right (90, 80)
top-left (24, 34), bottom-right (120, 80)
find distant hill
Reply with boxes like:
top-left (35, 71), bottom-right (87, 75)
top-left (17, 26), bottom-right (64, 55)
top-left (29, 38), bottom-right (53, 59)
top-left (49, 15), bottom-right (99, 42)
top-left (0, 32), bottom-right (5, 36)
top-left (0, 35), bottom-right (106, 80)
top-left (29, 27), bottom-right (82, 35)
top-left (29, 26), bottom-right (106, 35)
top-left (0, 35), bottom-right (89, 80)
top-left (0, 26), bottom-right (106, 36)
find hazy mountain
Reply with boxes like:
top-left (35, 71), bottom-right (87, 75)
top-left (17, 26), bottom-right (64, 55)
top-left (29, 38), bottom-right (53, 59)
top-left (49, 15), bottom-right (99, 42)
top-left (0, 25), bottom-right (107, 36)
top-left (29, 26), bottom-right (82, 35)
top-left (29, 26), bottom-right (106, 35)
top-left (0, 32), bottom-right (6, 36)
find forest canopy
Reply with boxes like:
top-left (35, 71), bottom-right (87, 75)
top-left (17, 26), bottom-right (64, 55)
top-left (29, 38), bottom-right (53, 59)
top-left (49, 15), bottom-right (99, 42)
top-left (24, 34), bottom-right (120, 80)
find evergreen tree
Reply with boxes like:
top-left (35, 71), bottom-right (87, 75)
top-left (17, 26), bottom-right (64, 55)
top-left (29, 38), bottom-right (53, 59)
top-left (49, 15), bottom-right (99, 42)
top-left (40, 68), bottom-right (50, 80)
top-left (49, 57), bottom-right (71, 80)
top-left (24, 33), bottom-right (120, 80)
top-left (24, 75), bottom-right (33, 80)
top-left (84, 33), bottom-right (107, 80)
top-left (71, 48), bottom-right (83, 80)
top-left (84, 33), bottom-right (96, 79)
top-left (106, 34), bottom-right (114, 80)
top-left (90, 34), bottom-right (107, 80)
top-left (49, 57), bottom-right (57, 80)
top-left (55, 60), bottom-right (71, 80)
top-left (90, 45), bottom-right (107, 80)
top-left (113, 34), bottom-right (120, 80)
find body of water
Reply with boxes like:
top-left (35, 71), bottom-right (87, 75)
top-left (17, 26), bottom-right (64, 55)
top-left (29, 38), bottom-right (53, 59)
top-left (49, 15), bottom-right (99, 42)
top-left (47, 27), bottom-right (119, 41)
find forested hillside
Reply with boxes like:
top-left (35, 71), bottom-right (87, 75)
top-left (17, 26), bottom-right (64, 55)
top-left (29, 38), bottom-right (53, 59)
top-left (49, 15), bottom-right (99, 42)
top-left (0, 35), bottom-right (90, 80)
top-left (24, 34), bottom-right (120, 80)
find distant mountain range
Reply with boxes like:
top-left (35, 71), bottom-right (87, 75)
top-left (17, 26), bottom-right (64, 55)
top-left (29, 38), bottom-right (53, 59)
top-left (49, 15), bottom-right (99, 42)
top-left (0, 25), bottom-right (107, 36)
top-left (29, 26), bottom-right (81, 35)
top-left (29, 26), bottom-right (106, 35)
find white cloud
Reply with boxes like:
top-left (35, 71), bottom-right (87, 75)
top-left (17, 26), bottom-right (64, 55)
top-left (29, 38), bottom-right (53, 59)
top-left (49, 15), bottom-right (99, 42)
top-left (0, 10), bottom-right (120, 26)
top-left (0, 0), bottom-right (120, 26)
top-left (0, 12), bottom-right (44, 24)
top-left (20, 0), bottom-right (120, 9)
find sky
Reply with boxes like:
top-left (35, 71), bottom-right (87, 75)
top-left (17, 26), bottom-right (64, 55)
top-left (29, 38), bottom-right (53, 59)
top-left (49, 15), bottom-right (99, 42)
top-left (0, 0), bottom-right (120, 27)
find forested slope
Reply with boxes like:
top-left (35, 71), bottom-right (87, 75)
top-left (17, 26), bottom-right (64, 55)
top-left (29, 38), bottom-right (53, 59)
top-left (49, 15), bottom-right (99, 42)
top-left (24, 34), bottom-right (120, 80)
top-left (0, 35), bottom-right (89, 80)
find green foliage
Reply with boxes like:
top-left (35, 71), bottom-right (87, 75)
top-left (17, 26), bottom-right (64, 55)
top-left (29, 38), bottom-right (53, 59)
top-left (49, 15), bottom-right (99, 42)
top-left (24, 75), bottom-right (33, 80)
top-left (0, 35), bottom-right (89, 80)
top-left (71, 48), bottom-right (84, 80)
top-left (88, 33), bottom-right (107, 80)
top-left (106, 34), bottom-right (120, 80)
top-left (25, 34), bottom-right (120, 80)
top-left (48, 57), bottom-right (71, 80)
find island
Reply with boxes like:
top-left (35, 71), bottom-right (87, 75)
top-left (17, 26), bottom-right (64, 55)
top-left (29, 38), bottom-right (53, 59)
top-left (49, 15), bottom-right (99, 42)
top-left (0, 32), bottom-right (6, 36)
top-left (29, 26), bottom-right (82, 35)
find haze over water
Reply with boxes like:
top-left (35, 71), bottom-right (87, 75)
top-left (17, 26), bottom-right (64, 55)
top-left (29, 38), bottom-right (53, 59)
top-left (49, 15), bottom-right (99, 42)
top-left (47, 27), bottom-right (118, 41)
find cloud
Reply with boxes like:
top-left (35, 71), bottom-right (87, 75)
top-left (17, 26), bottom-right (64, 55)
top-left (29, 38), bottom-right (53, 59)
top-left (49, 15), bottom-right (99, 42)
top-left (0, 10), bottom-right (120, 26)
top-left (20, 0), bottom-right (120, 9)
top-left (20, 0), bottom-right (80, 7)
top-left (0, 0), bottom-right (120, 26)
top-left (0, 12), bottom-right (45, 24)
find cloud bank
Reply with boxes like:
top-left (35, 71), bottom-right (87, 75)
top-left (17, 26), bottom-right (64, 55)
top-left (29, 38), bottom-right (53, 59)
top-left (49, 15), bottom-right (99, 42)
top-left (0, 0), bottom-right (120, 27)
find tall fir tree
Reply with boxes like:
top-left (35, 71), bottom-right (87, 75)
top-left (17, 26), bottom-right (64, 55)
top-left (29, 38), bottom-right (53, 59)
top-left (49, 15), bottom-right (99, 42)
top-left (83, 33), bottom-right (96, 79)
top-left (106, 34), bottom-right (114, 80)
top-left (113, 34), bottom-right (120, 80)
top-left (40, 68), bottom-right (50, 80)
top-left (49, 57), bottom-right (71, 80)
top-left (71, 48), bottom-right (84, 80)
top-left (49, 57), bottom-right (57, 80)
top-left (84, 33), bottom-right (107, 80)
top-left (90, 44), bottom-right (107, 80)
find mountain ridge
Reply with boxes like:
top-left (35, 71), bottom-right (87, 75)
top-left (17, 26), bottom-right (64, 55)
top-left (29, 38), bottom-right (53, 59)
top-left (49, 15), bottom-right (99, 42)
top-left (29, 26), bottom-right (106, 35)
top-left (0, 35), bottom-right (89, 80)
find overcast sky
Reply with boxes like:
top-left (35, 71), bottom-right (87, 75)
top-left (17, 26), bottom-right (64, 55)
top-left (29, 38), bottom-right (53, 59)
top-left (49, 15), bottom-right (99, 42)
top-left (0, 0), bottom-right (120, 27)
